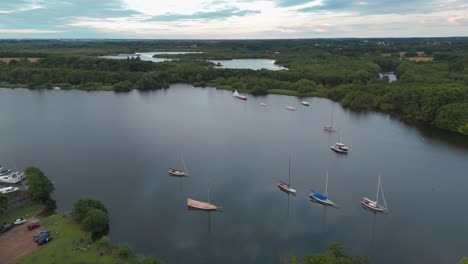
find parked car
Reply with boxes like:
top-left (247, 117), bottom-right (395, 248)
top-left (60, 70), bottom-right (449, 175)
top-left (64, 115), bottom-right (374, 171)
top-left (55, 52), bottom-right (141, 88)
top-left (27, 223), bottom-right (40, 231)
top-left (37, 235), bottom-right (52, 245)
top-left (14, 218), bottom-right (27, 225)
top-left (33, 230), bottom-right (49, 241)
top-left (0, 223), bottom-right (14, 233)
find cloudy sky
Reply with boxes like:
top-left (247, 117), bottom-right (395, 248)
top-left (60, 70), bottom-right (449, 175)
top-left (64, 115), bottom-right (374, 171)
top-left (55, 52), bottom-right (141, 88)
top-left (0, 0), bottom-right (467, 38)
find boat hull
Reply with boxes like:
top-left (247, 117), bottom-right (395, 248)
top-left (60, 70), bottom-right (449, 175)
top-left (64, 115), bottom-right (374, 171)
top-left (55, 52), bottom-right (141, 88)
top-left (278, 183), bottom-right (296, 194)
top-left (331, 146), bottom-right (348, 154)
top-left (323, 127), bottom-right (335, 132)
top-left (361, 198), bottom-right (385, 213)
top-left (187, 198), bottom-right (219, 211)
top-left (168, 169), bottom-right (186, 177)
top-left (301, 102), bottom-right (310, 106)
top-left (310, 194), bottom-right (335, 206)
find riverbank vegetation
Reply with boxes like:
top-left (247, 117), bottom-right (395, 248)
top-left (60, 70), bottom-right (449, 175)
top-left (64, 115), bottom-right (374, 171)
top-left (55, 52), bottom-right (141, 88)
top-left (0, 38), bottom-right (467, 135)
top-left (290, 243), bottom-right (369, 264)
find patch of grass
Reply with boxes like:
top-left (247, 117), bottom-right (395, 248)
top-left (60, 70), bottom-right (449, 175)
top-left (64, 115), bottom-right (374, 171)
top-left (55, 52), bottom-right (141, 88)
top-left (13, 214), bottom-right (120, 264)
top-left (2, 201), bottom-right (45, 223)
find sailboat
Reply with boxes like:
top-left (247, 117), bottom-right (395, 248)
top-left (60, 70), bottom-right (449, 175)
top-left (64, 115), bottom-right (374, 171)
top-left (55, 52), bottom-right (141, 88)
top-left (330, 129), bottom-right (349, 154)
top-left (323, 103), bottom-right (336, 132)
top-left (187, 186), bottom-right (222, 211)
top-left (168, 156), bottom-right (189, 177)
top-left (278, 156), bottom-right (296, 194)
top-left (361, 174), bottom-right (388, 213)
top-left (233, 90), bottom-right (247, 100)
top-left (310, 172), bottom-right (335, 206)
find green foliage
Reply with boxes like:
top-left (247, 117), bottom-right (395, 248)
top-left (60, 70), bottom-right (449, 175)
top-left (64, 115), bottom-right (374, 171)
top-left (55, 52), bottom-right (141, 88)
top-left (72, 197), bottom-right (108, 222)
top-left (0, 193), bottom-right (8, 215)
top-left (117, 244), bottom-right (135, 259)
top-left (24, 166), bottom-right (55, 202)
top-left (459, 257), bottom-right (468, 264)
top-left (96, 235), bottom-right (110, 249)
top-left (138, 256), bottom-right (164, 264)
top-left (293, 243), bottom-right (369, 264)
top-left (81, 208), bottom-right (109, 234)
top-left (435, 103), bottom-right (468, 135)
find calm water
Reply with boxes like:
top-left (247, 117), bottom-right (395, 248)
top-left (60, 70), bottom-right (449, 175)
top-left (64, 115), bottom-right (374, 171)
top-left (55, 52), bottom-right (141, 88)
top-left (0, 85), bottom-right (467, 264)
top-left (379, 72), bottom-right (397, 82)
top-left (100, 52), bottom-right (286, 70)
top-left (211, 59), bottom-right (286, 70)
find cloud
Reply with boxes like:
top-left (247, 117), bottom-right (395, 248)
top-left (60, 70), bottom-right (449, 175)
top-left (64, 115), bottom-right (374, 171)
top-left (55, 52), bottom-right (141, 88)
top-left (147, 7), bottom-right (260, 22)
top-left (0, 0), bottom-right (43, 14)
top-left (0, 28), bottom-right (63, 34)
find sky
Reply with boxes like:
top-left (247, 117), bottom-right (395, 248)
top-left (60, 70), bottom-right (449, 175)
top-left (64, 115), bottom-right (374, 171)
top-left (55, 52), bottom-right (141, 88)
top-left (0, 0), bottom-right (467, 38)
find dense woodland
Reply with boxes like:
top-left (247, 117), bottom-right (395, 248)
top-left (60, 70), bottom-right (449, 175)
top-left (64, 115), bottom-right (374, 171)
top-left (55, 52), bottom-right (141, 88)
top-left (0, 39), bottom-right (467, 135)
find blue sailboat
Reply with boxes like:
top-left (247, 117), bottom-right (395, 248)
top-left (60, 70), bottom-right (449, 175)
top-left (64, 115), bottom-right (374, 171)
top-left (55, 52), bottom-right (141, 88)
top-left (309, 172), bottom-right (335, 207)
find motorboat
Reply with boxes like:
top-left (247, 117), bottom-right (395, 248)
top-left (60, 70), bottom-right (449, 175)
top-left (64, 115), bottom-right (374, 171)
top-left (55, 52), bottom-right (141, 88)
top-left (301, 101), bottom-right (310, 106)
top-left (286, 106), bottom-right (296, 111)
top-left (259, 103), bottom-right (267, 106)
top-left (0, 186), bottom-right (19, 194)
top-left (0, 172), bottom-right (23, 184)
top-left (14, 218), bottom-right (27, 225)
top-left (330, 129), bottom-right (349, 154)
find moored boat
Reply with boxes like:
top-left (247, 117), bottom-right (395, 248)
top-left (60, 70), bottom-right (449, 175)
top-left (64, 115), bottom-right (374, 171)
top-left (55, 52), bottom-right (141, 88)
top-left (259, 103), bottom-right (267, 106)
top-left (0, 186), bottom-right (19, 194)
top-left (0, 168), bottom-right (12, 176)
top-left (331, 129), bottom-right (349, 154)
top-left (0, 171), bottom-right (23, 184)
top-left (301, 101), bottom-right (310, 106)
top-left (309, 172), bottom-right (335, 206)
top-left (361, 174), bottom-right (389, 214)
top-left (187, 198), bottom-right (221, 211)
top-left (323, 103), bottom-right (336, 132)
top-left (286, 106), bottom-right (296, 111)
top-left (277, 156), bottom-right (296, 194)
top-left (168, 156), bottom-right (189, 177)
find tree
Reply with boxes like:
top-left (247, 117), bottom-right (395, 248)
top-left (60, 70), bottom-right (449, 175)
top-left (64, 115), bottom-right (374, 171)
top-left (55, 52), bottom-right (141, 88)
top-left (96, 235), bottom-right (110, 249)
top-left (25, 166), bottom-right (55, 202)
top-left (460, 257), bottom-right (468, 264)
top-left (81, 208), bottom-right (109, 234)
top-left (72, 197), bottom-right (108, 222)
top-left (0, 193), bottom-right (8, 215)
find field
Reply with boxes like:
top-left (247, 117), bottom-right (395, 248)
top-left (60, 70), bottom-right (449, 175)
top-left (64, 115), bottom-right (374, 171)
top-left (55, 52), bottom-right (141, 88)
top-left (13, 214), bottom-right (119, 264)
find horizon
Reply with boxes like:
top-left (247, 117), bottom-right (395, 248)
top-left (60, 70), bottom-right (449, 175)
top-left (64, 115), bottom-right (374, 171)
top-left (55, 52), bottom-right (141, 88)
top-left (0, 0), bottom-right (467, 39)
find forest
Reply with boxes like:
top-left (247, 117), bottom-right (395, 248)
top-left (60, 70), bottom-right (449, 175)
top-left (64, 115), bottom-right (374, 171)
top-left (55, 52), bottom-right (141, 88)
top-left (0, 38), bottom-right (467, 135)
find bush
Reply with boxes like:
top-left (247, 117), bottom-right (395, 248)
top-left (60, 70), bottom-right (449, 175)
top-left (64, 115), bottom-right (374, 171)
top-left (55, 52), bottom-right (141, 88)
top-left (81, 208), bottom-right (109, 234)
top-left (118, 244), bottom-right (135, 259)
top-left (0, 193), bottom-right (7, 215)
top-left (96, 235), bottom-right (110, 249)
top-left (72, 197), bottom-right (108, 222)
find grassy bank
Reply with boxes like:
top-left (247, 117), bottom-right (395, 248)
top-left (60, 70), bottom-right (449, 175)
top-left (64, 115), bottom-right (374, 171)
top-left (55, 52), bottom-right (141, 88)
top-left (2, 201), bottom-right (45, 223)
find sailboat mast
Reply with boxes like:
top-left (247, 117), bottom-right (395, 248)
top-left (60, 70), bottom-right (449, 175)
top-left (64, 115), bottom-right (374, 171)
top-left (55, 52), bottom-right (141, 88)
top-left (208, 185), bottom-right (211, 203)
top-left (288, 156), bottom-right (291, 185)
top-left (330, 104), bottom-right (335, 127)
top-left (325, 171), bottom-right (329, 196)
top-left (376, 174), bottom-right (381, 203)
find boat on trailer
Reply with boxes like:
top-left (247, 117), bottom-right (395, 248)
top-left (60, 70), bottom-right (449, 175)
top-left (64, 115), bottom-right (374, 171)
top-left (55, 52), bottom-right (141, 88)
top-left (233, 90), bottom-right (247, 100)
top-left (168, 156), bottom-right (189, 177)
top-left (331, 129), bottom-right (349, 154)
top-left (0, 186), bottom-right (19, 194)
top-left (361, 175), bottom-right (389, 214)
top-left (309, 172), bottom-right (335, 207)
top-left (0, 168), bottom-right (12, 176)
top-left (277, 156), bottom-right (296, 194)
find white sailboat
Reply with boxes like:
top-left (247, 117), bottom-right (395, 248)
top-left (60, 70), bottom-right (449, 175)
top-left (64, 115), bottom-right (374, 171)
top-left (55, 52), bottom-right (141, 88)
top-left (310, 172), bottom-right (335, 206)
top-left (361, 174), bottom-right (389, 213)
top-left (278, 156), bottom-right (296, 194)
top-left (233, 90), bottom-right (247, 100)
top-left (169, 156), bottom-right (189, 177)
top-left (323, 103), bottom-right (336, 132)
top-left (330, 129), bottom-right (349, 154)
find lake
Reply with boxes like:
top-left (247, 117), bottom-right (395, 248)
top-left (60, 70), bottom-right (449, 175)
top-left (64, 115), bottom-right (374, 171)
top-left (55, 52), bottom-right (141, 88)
top-left (379, 72), bottom-right (397, 82)
top-left (100, 52), bottom-right (286, 70)
top-left (0, 85), bottom-right (467, 264)
top-left (211, 59), bottom-right (286, 70)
